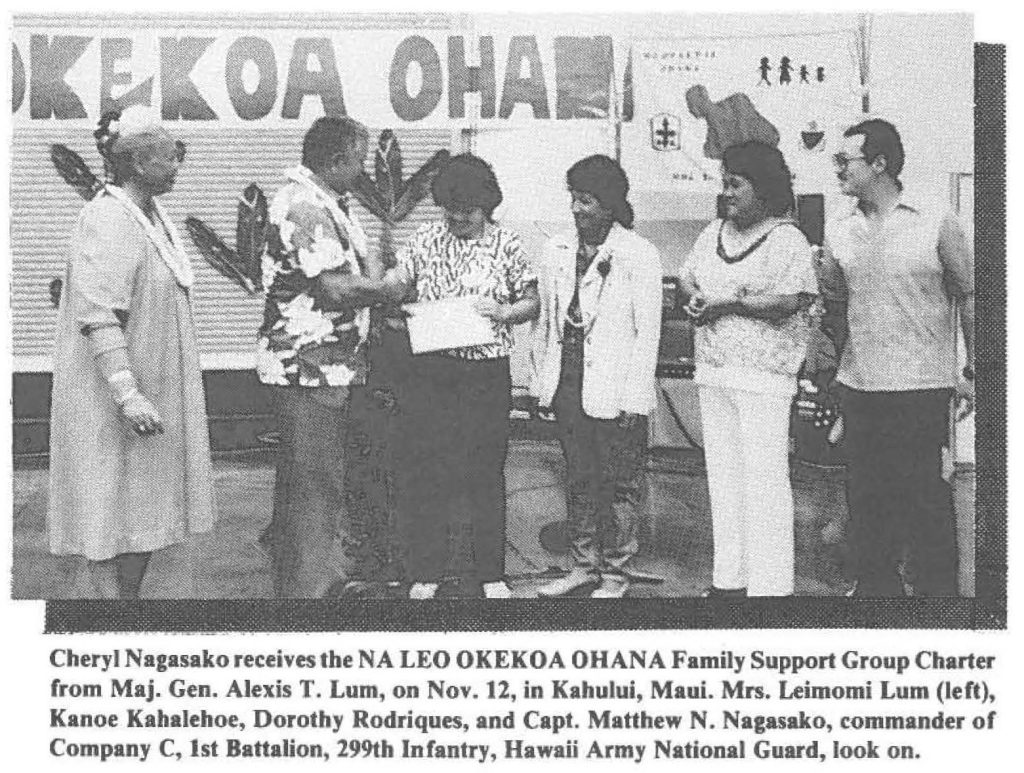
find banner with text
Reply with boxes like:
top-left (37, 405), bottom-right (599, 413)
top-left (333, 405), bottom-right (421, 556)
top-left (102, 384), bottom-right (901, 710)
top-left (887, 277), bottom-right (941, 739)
top-left (12, 28), bottom-right (626, 128)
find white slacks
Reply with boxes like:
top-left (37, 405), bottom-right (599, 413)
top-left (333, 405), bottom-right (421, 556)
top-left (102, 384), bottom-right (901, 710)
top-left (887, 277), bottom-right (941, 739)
top-left (697, 385), bottom-right (795, 596)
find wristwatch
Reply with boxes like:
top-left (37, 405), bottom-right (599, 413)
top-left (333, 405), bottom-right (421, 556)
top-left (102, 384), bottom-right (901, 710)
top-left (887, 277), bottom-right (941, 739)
top-left (962, 365), bottom-right (975, 381)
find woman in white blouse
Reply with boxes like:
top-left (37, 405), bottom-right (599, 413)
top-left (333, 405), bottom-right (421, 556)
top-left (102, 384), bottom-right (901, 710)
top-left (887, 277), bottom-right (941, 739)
top-left (679, 141), bottom-right (817, 597)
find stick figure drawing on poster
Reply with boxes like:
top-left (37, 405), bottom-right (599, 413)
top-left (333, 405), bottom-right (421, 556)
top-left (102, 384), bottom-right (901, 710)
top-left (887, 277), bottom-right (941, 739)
top-left (779, 56), bottom-right (793, 85)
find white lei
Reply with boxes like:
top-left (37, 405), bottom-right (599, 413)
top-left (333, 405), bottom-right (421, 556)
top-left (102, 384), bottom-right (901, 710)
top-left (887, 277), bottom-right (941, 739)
top-left (103, 185), bottom-right (195, 289)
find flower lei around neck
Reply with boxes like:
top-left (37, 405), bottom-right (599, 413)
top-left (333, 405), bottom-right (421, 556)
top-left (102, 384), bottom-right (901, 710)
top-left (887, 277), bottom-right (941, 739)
top-left (562, 242), bottom-right (613, 336)
top-left (717, 219), bottom-right (800, 264)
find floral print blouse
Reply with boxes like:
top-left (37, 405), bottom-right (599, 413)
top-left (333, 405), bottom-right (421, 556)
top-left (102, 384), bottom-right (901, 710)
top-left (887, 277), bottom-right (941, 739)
top-left (395, 221), bottom-right (536, 360)
top-left (682, 218), bottom-right (817, 395)
top-left (257, 166), bottom-right (370, 388)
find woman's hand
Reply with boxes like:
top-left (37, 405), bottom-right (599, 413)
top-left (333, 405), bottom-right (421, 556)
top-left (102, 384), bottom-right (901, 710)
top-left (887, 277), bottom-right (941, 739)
top-left (474, 297), bottom-right (508, 324)
top-left (687, 291), bottom-right (739, 325)
top-left (120, 393), bottom-right (164, 437)
top-left (700, 295), bottom-right (741, 324)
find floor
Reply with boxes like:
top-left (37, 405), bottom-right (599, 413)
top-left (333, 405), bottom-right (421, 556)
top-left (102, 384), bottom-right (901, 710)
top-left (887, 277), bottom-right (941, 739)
top-left (11, 441), bottom-right (975, 599)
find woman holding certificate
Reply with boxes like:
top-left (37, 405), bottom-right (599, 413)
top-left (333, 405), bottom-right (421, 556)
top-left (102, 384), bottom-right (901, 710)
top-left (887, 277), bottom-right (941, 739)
top-left (531, 155), bottom-right (663, 599)
top-left (387, 154), bottom-right (539, 599)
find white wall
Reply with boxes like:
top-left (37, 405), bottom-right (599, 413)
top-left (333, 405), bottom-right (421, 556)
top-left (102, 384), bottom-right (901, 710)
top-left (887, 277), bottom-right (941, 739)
top-left (467, 13), bottom-right (974, 456)
top-left (869, 14), bottom-right (973, 198)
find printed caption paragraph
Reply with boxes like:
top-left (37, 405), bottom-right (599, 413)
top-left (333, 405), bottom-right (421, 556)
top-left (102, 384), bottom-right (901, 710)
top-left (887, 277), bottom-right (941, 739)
top-left (46, 647), bottom-right (999, 764)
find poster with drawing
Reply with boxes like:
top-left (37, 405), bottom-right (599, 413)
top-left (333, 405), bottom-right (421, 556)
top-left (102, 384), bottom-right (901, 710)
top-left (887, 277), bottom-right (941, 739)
top-left (623, 30), bottom-right (861, 194)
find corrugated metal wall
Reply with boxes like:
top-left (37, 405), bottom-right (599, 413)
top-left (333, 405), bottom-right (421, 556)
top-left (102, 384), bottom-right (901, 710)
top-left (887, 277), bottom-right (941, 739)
top-left (11, 126), bottom-right (453, 371)
top-left (11, 12), bottom-right (455, 373)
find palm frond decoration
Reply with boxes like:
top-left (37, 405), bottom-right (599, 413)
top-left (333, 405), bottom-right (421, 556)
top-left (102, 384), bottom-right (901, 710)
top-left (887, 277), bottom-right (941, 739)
top-left (50, 144), bottom-right (103, 200)
top-left (236, 183), bottom-right (269, 291)
top-left (185, 216), bottom-right (257, 295)
top-left (351, 173), bottom-right (392, 222)
top-left (347, 130), bottom-right (450, 266)
top-left (390, 149), bottom-right (450, 222)
top-left (373, 129), bottom-right (403, 211)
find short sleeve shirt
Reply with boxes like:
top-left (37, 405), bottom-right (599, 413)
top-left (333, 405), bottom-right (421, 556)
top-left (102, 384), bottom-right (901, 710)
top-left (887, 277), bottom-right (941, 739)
top-left (395, 221), bottom-right (536, 360)
top-left (256, 166), bottom-right (370, 388)
top-left (824, 198), bottom-right (973, 391)
top-left (683, 218), bottom-right (817, 395)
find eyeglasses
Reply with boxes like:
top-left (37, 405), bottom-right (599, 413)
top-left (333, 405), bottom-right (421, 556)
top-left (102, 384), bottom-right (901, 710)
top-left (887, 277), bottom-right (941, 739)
top-left (832, 154), bottom-right (867, 171)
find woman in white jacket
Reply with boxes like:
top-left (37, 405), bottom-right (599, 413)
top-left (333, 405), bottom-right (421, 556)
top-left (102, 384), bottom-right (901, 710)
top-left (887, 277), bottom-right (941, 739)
top-left (531, 155), bottom-right (663, 598)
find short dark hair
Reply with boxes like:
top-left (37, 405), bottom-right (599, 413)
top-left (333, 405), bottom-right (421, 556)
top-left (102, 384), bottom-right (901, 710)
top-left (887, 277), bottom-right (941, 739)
top-left (844, 118), bottom-right (904, 187)
top-left (721, 141), bottom-right (794, 217)
top-left (566, 154), bottom-right (634, 229)
top-left (301, 116), bottom-right (369, 171)
top-left (431, 153), bottom-right (503, 219)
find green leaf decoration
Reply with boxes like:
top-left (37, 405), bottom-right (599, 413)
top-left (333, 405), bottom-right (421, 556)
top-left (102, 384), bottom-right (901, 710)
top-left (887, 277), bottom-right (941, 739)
top-left (391, 149), bottom-right (451, 222)
top-left (350, 172), bottom-right (392, 222)
top-left (237, 183), bottom-right (269, 292)
top-left (373, 129), bottom-right (403, 211)
top-left (185, 216), bottom-right (257, 295)
top-left (50, 144), bottom-right (103, 201)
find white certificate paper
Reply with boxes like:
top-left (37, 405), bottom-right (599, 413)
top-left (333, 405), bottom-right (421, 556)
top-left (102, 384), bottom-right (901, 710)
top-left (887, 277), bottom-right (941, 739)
top-left (402, 295), bottom-right (501, 353)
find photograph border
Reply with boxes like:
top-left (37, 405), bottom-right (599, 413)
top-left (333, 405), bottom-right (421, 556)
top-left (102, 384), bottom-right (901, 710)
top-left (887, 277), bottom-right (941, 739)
top-left (36, 43), bottom-right (1005, 634)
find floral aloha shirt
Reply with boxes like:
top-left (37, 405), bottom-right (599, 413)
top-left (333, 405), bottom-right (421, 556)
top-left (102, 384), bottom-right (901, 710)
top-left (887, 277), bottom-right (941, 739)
top-left (256, 166), bottom-right (370, 388)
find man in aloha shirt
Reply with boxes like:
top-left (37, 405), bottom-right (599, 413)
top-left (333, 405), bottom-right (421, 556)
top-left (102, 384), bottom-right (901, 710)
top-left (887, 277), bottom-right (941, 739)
top-left (256, 116), bottom-right (381, 598)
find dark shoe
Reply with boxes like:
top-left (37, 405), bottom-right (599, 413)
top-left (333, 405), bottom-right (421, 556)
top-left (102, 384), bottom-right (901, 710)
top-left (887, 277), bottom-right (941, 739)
top-left (701, 586), bottom-right (748, 599)
top-left (435, 578), bottom-right (483, 599)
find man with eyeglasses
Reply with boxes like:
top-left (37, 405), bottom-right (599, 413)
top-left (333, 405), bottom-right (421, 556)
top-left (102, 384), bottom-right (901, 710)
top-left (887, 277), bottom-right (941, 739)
top-left (813, 119), bottom-right (974, 598)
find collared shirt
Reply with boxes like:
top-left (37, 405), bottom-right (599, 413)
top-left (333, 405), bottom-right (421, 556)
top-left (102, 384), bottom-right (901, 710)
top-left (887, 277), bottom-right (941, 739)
top-left (256, 165), bottom-right (370, 388)
top-left (819, 195), bottom-right (973, 391)
top-left (395, 221), bottom-right (536, 360)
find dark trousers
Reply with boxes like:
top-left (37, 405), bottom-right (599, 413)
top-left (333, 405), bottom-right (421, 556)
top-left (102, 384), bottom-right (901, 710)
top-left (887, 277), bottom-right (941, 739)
top-left (843, 387), bottom-right (959, 596)
top-left (553, 328), bottom-right (647, 575)
top-left (269, 387), bottom-right (353, 598)
top-left (394, 355), bottom-right (511, 583)
top-left (345, 327), bottom-right (416, 581)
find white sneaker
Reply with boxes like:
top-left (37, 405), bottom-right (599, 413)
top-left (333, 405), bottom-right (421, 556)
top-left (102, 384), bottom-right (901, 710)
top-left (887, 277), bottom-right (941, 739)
top-left (536, 568), bottom-right (598, 598)
top-left (591, 575), bottom-right (630, 599)
top-left (482, 581), bottom-right (513, 599)
top-left (409, 582), bottom-right (439, 600)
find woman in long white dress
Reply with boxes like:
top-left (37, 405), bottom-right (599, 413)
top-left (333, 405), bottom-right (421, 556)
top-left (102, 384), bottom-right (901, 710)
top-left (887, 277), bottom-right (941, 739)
top-left (47, 107), bottom-right (215, 598)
